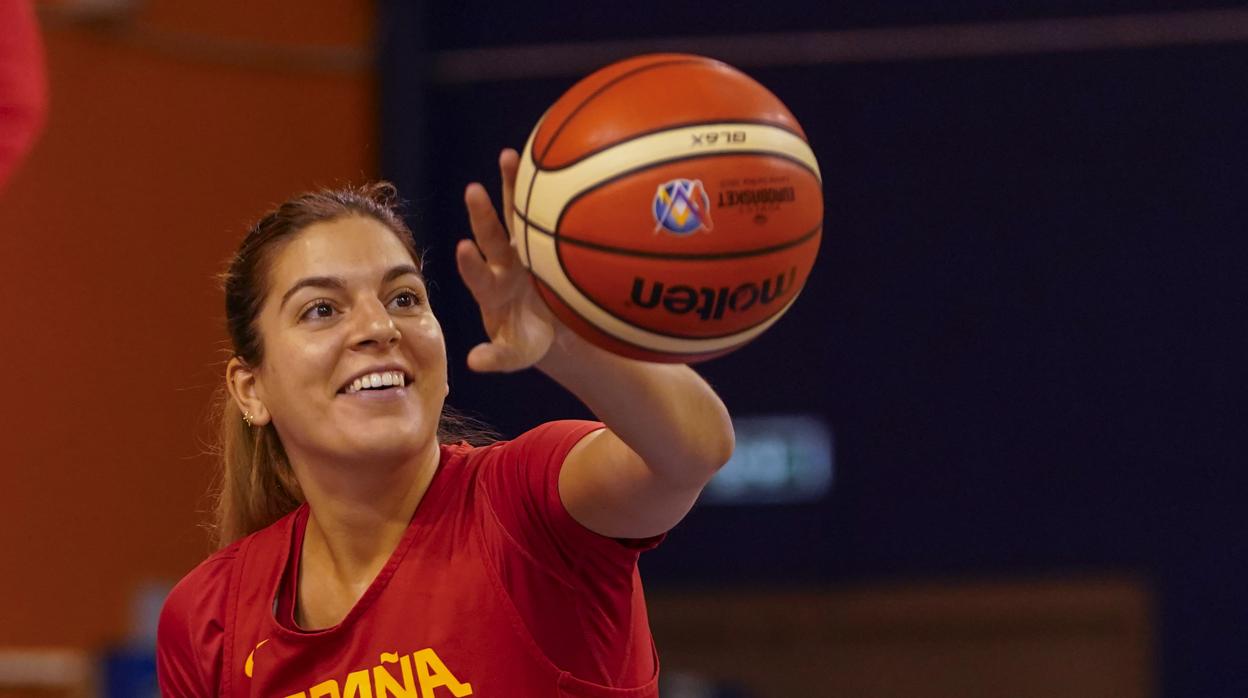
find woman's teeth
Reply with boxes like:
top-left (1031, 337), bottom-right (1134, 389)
top-left (344, 370), bottom-right (407, 394)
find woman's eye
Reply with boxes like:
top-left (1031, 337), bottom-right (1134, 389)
top-left (301, 301), bottom-right (337, 321)
top-left (390, 291), bottom-right (423, 310)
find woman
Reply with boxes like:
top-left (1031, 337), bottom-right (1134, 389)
top-left (156, 149), bottom-right (735, 697)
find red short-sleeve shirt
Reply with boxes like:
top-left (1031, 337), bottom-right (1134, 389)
top-left (157, 421), bottom-right (663, 697)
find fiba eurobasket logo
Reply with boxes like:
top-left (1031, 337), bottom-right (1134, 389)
top-left (652, 178), bottom-right (713, 235)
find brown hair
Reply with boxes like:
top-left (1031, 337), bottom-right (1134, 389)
top-left (212, 182), bottom-right (494, 547)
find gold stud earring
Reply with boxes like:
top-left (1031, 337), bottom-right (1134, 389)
top-left (243, 412), bottom-right (254, 427)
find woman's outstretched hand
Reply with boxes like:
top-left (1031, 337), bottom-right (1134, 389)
top-left (460, 156), bottom-right (734, 541)
top-left (457, 148), bottom-right (558, 373)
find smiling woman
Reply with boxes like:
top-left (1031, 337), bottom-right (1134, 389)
top-left (210, 183), bottom-right (461, 544)
top-left (156, 156), bottom-right (735, 697)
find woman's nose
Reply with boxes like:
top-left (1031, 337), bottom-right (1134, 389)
top-left (352, 298), bottom-right (400, 347)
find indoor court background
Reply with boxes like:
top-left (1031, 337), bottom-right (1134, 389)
top-left (0, 1), bottom-right (1244, 696)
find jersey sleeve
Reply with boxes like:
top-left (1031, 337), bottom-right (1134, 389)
top-left (473, 420), bottom-right (663, 685)
top-left (0, 1), bottom-right (48, 190)
top-left (475, 420), bottom-right (663, 583)
top-left (156, 555), bottom-right (232, 698)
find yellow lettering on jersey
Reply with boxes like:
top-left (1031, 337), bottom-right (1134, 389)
top-left (413, 648), bottom-right (473, 697)
top-left (373, 651), bottom-right (417, 698)
top-left (342, 669), bottom-right (373, 698)
top-left (288, 645), bottom-right (472, 698)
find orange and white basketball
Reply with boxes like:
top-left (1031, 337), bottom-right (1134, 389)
top-left (513, 53), bottom-right (823, 363)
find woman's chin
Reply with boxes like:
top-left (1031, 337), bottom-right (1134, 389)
top-left (332, 422), bottom-right (436, 463)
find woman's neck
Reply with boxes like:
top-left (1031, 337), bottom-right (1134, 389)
top-left (295, 441), bottom-right (441, 587)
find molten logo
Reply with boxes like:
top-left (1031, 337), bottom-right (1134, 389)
top-left (652, 179), bottom-right (713, 235)
top-left (630, 269), bottom-right (796, 321)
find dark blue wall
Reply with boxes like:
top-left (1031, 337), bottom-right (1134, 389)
top-left (379, 3), bottom-right (1247, 695)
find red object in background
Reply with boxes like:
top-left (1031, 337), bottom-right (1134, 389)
top-left (0, 0), bottom-right (48, 191)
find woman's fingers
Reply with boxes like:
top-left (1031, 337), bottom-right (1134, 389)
top-left (500, 148), bottom-right (519, 234)
top-left (459, 149), bottom-right (553, 376)
top-left (464, 182), bottom-right (516, 267)
top-left (467, 341), bottom-right (531, 374)
top-left (466, 342), bottom-right (503, 373)
top-left (455, 238), bottom-right (498, 306)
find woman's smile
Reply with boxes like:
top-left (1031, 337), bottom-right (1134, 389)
top-left (340, 369), bottom-right (409, 395)
top-left (338, 384), bottom-right (410, 403)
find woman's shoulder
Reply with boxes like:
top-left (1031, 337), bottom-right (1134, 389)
top-left (160, 540), bottom-right (243, 630)
top-left (157, 535), bottom-right (264, 696)
top-left (156, 544), bottom-right (239, 696)
top-left (160, 512), bottom-right (296, 629)
top-left (450, 420), bottom-right (603, 464)
top-left (436, 420), bottom-right (602, 505)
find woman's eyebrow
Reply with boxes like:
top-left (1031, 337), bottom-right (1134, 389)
top-left (383, 264), bottom-right (423, 284)
top-left (279, 276), bottom-right (346, 311)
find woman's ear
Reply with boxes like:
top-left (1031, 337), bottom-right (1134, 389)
top-left (226, 356), bottom-right (271, 426)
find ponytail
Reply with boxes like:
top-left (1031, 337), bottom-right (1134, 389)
top-left (211, 387), bottom-right (303, 547)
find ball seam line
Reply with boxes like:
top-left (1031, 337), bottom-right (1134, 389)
top-left (517, 208), bottom-right (822, 262)
top-left (533, 118), bottom-right (809, 173)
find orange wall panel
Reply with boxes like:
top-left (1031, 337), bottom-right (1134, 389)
top-left (0, 1), bottom-right (376, 647)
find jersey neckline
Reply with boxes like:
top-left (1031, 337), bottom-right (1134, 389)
top-left (264, 444), bottom-right (461, 639)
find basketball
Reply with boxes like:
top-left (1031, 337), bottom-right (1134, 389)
top-left (512, 53), bottom-right (823, 363)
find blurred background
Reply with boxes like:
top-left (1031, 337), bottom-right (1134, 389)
top-left (1, 1), bottom-right (1244, 696)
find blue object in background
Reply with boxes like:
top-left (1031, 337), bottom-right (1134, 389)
top-left (101, 581), bottom-right (167, 697)
top-left (661, 671), bottom-right (757, 698)
top-left (102, 646), bottom-right (158, 698)
top-left (702, 414), bottom-right (834, 505)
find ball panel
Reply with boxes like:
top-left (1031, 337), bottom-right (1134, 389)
top-left (525, 227), bottom-right (789, 353)
top-left (557, 153), bottom-right (823, 256)
top-left (535, 57), bottom-right (804, 170)
top-left (520, 123), bottom-right (820, 235)
top-left (512, 115), bottom-right (544, 269)
top-left (554, 230), bottom-right (821, 339)
top-left (534, 279), bottom-right (742, 364)
top-left (532, 54), bottom-right (697, 165)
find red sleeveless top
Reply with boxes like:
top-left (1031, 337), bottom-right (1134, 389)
top-left (157, 421), bottom-right (661, 697)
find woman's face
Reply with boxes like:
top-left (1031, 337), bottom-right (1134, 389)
top-left (243, 215), bottom-right (448, 466)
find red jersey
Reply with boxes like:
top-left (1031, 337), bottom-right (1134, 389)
top-left (157, 421), bottom-right (662, 697)
top-left (0, 1), bottom-right (46, 190)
